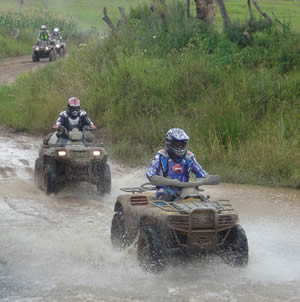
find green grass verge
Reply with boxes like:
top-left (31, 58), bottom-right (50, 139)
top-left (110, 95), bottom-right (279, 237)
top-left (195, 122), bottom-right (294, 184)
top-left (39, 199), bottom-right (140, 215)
top-left (0, 31), bottom-right (34, 58)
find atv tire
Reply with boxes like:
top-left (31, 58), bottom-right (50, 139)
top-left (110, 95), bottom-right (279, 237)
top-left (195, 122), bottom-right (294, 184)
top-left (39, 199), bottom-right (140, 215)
top-left (59, 48), bottom-right (65, 56)
top-left (32, 52), bottom-right (39, 62)
top-left (34, 158), bottom-right (43, 189)
top-left (49, 50), bottom-right (56, 62)
top-left (111, 210), bottom-right (130, 249)
top-left (96, 163), bottom-right (111, 195)
top-left (219, 224), bottom-right (248, 266)
top-left (137, 224), bottom-right (166, 273)
top-left (44, 159), bottom-right (57, 194)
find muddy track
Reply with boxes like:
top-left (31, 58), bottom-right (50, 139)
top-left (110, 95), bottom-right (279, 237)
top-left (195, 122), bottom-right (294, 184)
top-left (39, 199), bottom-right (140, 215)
top-left (0, 55), bottom-right (48, 85)
top-left (0, 130), bottom-right (300, 301)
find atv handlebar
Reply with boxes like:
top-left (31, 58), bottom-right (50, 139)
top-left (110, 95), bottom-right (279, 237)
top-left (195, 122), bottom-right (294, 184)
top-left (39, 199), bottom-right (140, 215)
top-left (120, 175), bottom-right (220, 193)
top-left (149, 174), bottom-right (220, 188)
top-left (57, 125), bottom-right (67, 135)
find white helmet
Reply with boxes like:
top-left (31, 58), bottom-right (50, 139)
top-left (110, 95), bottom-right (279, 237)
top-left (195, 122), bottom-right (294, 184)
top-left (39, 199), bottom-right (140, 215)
top-left (40, 24), bottom-right (47, 31)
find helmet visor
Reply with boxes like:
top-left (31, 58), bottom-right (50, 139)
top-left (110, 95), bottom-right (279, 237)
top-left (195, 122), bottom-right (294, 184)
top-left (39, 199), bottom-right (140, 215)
top-left (172, 141), bottom-right (186, 149)
top-left (166, 139), bottom-right (187, 158)
top-left (69, 106), bottom-right (80, 117)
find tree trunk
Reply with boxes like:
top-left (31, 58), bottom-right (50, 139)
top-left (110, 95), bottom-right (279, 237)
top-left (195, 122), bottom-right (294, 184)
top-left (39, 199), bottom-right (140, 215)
top-left (194, 0), bottom-right (217, 25)
top-left (102, 7), bottom-right (115, 31)
top-left (41, 0), bottom-right (48, 10)
top-left (186, 0), bottom-right (191, 18)
top-left (215, 0), bottom-right (231, 27)
top-left (247, 0), bottom-right (254, 21)
top-left (251, 0), bottom-right (272, 24)
top-left (117, 7), bottom-right (128, 27)
top-left (19, 0), bottom-right (24, 11)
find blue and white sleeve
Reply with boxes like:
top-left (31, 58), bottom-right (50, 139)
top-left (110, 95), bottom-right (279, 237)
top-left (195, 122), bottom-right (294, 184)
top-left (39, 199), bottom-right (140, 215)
top-left (146, 154), bottom-right (161, 180)
top-left (191, 157), bottom-right (208, 178)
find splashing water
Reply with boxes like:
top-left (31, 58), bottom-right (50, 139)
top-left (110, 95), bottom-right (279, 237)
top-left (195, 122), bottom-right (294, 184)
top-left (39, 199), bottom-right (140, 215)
top-left (0, 131), bottom-right (299, 302)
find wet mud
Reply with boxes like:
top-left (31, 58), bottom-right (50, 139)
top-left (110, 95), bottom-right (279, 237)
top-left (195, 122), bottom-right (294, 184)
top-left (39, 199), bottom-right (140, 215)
top-left (0, 132), bottom-right (299, 302)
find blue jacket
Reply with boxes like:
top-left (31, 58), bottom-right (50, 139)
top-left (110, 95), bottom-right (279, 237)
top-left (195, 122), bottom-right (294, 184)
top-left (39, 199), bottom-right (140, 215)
top-left (146, 149), bottom-right (207, 182)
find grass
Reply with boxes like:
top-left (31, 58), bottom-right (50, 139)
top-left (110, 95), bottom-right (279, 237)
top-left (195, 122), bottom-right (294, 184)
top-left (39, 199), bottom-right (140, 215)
top-left (0, 0), bottom-right (147, 31)
top-left (1, 0), bottom-right (299, 57)
top-left (0, 30), bottom-right (34, 58)
top-left (0, 0), bottom-right (300, 31)
top-left (0, 1), bottom-right (299, 188)
top-left (222, 0), bottom-right (300, 32)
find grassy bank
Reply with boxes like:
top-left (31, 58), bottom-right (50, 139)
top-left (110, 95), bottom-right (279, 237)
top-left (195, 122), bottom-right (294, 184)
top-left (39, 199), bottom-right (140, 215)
top-left (0, 1), bottom-right (299, 188)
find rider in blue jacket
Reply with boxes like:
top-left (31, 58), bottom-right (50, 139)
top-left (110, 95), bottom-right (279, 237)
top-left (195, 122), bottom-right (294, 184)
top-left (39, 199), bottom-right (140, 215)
top-left (146, 128), bottom-right (208, 201)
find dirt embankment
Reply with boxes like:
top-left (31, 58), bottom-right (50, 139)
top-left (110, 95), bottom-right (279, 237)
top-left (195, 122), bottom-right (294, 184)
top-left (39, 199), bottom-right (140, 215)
top-left (0, 56), bottom-right (48, 85)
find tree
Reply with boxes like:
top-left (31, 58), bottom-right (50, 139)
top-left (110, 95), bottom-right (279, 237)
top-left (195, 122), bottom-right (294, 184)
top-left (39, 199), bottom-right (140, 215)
top-left (41, 0), bottom-right (48, 10)
top-left (19, 0), bottom-right (24, 11)
top-left (194, 0), bottom-right (217, 24)
top-left (215, 0), bottom-right (231, 27)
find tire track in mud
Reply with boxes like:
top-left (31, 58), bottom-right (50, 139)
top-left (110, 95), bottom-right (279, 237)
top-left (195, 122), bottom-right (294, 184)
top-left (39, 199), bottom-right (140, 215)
top-left (0, 55), bottom-right (48, 85)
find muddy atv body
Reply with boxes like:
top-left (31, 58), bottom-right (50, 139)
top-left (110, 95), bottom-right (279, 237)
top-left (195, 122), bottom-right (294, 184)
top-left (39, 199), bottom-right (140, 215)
top-left (111, 179), bottom-right (248, 272)
top-left (34, 128), bottom-right (111, 195)
top-left (32, 41), bottom-right (56, 62)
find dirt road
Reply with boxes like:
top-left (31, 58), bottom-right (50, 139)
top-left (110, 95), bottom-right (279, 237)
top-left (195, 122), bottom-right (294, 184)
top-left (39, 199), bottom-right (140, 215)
top-left (0, 55), bottom-right (48, 85)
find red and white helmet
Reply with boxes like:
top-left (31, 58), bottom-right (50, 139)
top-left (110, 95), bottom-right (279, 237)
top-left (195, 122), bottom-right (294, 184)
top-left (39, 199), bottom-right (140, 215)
top-left (67, 97), bottom-right (81, 117)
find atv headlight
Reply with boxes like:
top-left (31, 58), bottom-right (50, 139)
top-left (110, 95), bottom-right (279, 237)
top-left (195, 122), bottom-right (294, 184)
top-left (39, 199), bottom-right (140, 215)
top-left (45, 46), bottom-right (49, 50)
top-left (93, 150), bottom-right (101, 157)
top-left (58, 150), bottom-right (67, 157)
top-left (56, 44), bottom-right (60, 48)
top-left (35, 47), bottom-right (39, 51)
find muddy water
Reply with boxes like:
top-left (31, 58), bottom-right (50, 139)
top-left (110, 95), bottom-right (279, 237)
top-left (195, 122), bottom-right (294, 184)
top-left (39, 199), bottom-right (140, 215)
top-left (0, 132), bottom-right (299, 302)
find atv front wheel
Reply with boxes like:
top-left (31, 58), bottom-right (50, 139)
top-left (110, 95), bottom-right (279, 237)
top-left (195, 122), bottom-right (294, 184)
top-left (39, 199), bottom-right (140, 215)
top-left (34, 158), bottom-right (43, 189)
top-left (32, 52), bottom-right (39, 62)
top-left (96, 163), bottom-right (111, 195)
top-left (219, 224), bottom-right (248, 266)
top-left (111, 210), bottom-right (130, 249)
top-left (59, 48), bottom-right (65, 56)
top-left (49, 50), bottom-right (56, 62)
top-left (137, 224), bottom-right (166, 273)
top-left (44, 159), bottom-right (57, 194)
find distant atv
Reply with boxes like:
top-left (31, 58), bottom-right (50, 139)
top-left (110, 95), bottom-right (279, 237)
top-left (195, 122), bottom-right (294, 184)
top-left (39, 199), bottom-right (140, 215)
top-left (111, 176), bottom-right (248, 272)
top-left (34, 127), bottom-right (111, 195)
top-left (51, 37), bottom-right (66, 56)
top-left (32, 40), bottom-right (56, 62)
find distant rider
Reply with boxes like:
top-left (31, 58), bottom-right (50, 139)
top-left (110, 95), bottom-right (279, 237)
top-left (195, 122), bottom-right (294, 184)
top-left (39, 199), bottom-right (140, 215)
top-left (51, 27), bottom-right (61, 40)
top-left (146, 128), bottom-right (208, 201)
top-left (43, 97), bottom-right (95, 145)
top-left (54, 97), bottom-right (96, 133)
top-left (38, 25), bottom-right (50, 42)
